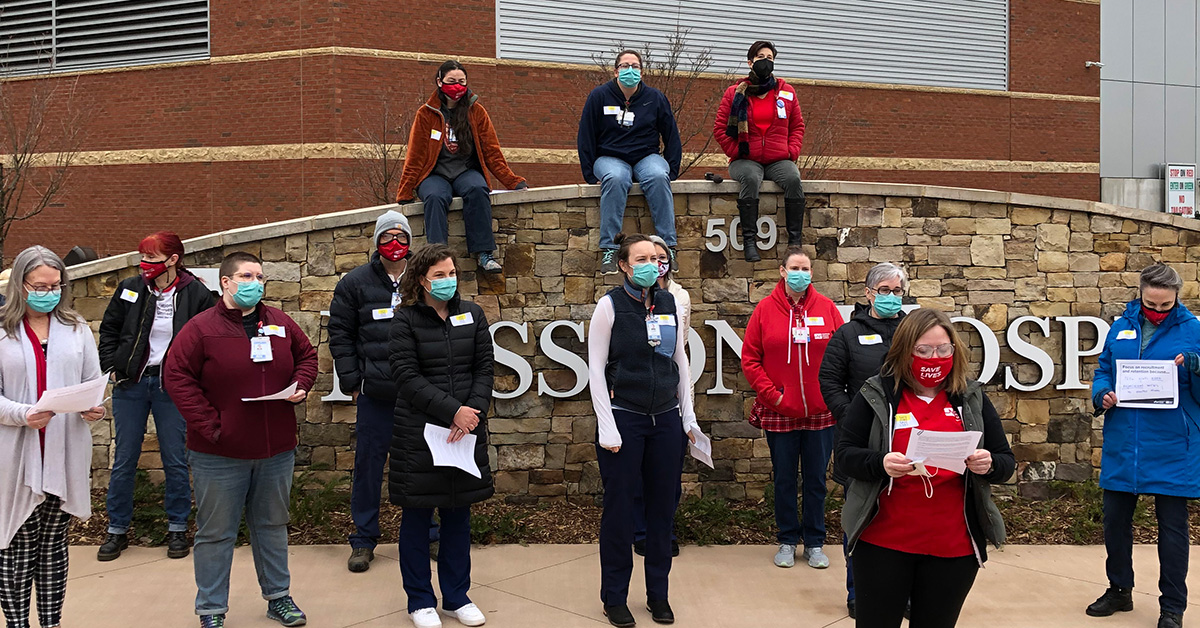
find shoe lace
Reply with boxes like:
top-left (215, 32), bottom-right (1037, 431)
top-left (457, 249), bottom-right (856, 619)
top-left (271, 597), bottom-right (300, 615)
top-left (603, 250), bottom-right (616, 262)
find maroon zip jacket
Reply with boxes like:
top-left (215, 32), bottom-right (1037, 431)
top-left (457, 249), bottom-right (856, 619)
top-left (164, 299), bottom-right (318, 459)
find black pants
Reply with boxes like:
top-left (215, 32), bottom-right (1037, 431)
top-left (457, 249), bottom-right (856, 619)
top-left (0, 495), bottom-right (71, 628)
top-left (852, 541), bottom-right (978, 628)
top-left (596, 408), bottom-right (685, 606)
top-left (1104, 489), bottom-right (1190, 614)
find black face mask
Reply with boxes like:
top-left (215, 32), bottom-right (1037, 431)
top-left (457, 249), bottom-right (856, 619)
top-left (752, 58), bottom-right (774, 79)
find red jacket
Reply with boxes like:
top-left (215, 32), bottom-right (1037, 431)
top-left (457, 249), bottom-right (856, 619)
top-left (713, 78), bottom-right (805, 164)
top-left (164, 300), bottom-right (318, 459)
top-left (741, 281), bottom-right (843, 419)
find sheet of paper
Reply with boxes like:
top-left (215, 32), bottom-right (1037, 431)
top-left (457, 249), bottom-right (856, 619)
top-left (424, 423), bottom-right (482, 479)
top-left (904, 429), bottom-right (982, 475)
top-left (688, 427), bottom-right (714, 469)
top-left (241, 382), bottom-right (298, 402)
top-left (1115, 359), bottom-right (1179, 409)
top-left (31, 377), bottom-right (108, 414)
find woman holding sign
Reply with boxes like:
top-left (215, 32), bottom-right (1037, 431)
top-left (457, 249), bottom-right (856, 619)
top-left (389, 244), bottom-right (494, 628)
top-left (1087, 263), bottom-right (1200, 628)
top-left (836, 308), bottom-right (1014, 628)
top-left (0, 246), bottom-right (105, 628)
top-left (587, 233), bottom-right (702, 627)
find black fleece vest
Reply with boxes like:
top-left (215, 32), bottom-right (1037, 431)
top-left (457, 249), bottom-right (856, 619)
top-left (604, 284), bottom-right (680, 416)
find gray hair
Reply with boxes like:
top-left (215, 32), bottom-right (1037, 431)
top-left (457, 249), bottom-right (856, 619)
top-left (865, 262), bottom-right (908, 290)
top-left (1, 245), bottom-right (84, 336)
top-left (1140, 263), bottom-right (1183, 293)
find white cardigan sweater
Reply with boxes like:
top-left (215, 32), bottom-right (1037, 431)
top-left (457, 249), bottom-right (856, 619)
top-left (0, 316), bottom-right (100, 549)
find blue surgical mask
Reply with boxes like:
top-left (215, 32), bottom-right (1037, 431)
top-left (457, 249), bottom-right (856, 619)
top-left (232, 280), bottom-right (264, 308)
top-left (785, 270), bottom-right (811, 293)
top-left (617, 67), bottom-right (641, 88)
top-left (873, 293), bottom-right (903, 318)
top-left (26, 290), bottom-right (61, 313)
top-left (428, 277), bottom-right (457, 302)
top-left (631, 263), bottom-right (659, 289)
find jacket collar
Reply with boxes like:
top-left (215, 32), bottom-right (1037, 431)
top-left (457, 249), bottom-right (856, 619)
top-left (605, 79), bottom-right (644, 102)
top-left (216, 297), bottom-right (263, 323)
top-left (424, 89), bottom-right (479, 111)
top-left (141, 267), bottom-right (197, 291)
top-left (413, 293), bottom-right (462, 319)
top-left (851, 301), bottom-right (906, 331)
top-left (1122, 298), bottom-right (1195, 331)
top-left (769, 279), bottom-right (809, 310)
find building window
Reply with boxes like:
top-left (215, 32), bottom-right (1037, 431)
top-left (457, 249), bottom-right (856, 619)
top-left (496, 0), bottom-right (1009, 91)
top-left (0, 0), bottom-right (209, 76)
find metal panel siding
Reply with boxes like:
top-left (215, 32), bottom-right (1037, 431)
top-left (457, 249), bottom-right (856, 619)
top-left (1133, 0), bottom-right (1167, 84)
top-left (1165, 0), bottom-right (1196, 86)
top-left (1165, 85), bottom-right (1196, 163)
top-left (1132, 82), bottom-right (1167, 178)
top-left (1101, 0), bottom-right (1134, 82)
top-left (1101, 80), bottom-right (1134, 178)
top-left (497, 0), bottom-right (1008, 90)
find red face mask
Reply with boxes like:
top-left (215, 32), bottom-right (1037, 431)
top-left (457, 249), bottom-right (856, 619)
top-left (440, 83), bottom-right (468, 100)
top-left (379, 240), bottom-right (409, 262)
top-left (911, 355), bottom-right (954, 388)
top-left (1143, 303), bottom-right (1172, 325)
top-left (140, 260), bottom-right (168, 281)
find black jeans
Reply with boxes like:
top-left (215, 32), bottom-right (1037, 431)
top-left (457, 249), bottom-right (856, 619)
top-left (1103, 489), bottom-right (1190, 614)
top-left (852, 541), bottom-right (978, 628)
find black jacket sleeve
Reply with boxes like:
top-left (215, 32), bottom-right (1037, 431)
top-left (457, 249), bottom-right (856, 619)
top-left (835, 390), bottom-right (888, 483)
top-left (97, 289), bottom-right (130, 373)
top-left (657, 91), bottom-right (683, 180)
top-left (819, 328), bottom-right (853, 422)
top-left (328, 276), bottom-right (362, 395)
top-left (577, 89), bottom-right (601, 184)
top-left (977, 393), bottom-right (1016, 484)
top-left (466, 305), bottom-right (494, 415)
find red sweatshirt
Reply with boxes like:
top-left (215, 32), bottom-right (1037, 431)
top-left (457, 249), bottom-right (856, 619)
top-left (741, 281), bottom-right (843, 419)
top-left (164, 300), bottom-right (318, 459)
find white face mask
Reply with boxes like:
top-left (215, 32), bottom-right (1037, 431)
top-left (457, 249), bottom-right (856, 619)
top-left (907, 460), bottom-right (939, 499)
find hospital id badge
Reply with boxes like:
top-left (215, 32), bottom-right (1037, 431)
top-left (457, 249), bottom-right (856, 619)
top-left (646, 319), bottom-right (662, 346)
top-left (391, 292), bottom-right (402, 308)
top-left (250, 337), bottom-right (274, 363)
top-left (792, 326), bottom-right (810, 344)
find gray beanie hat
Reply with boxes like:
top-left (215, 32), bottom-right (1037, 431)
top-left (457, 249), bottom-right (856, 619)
top-left (374, 209), bottom-right (411, 243)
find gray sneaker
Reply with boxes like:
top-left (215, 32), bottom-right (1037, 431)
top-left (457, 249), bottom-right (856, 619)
top-left (600, 249), bottom-right (619, 275)
top-left (803, 546), bottom-right (830, 569)
top-left (669, 248), bottom-right (679, 272)
top-left (477, 252), bottom-right (502, 274)
top-left (773, 543), bottom-right (796, 568)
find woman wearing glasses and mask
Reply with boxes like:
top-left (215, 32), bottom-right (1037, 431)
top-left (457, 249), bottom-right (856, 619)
top-left (819, 262), bottom-right (908, 617)
top-left (0, 246), bottom-right (105, 628)
top-left (837, 308), bottom-right (1014, 628)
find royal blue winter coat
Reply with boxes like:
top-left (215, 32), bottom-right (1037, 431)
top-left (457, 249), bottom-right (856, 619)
top-left (1092, 299), bottom-right (1200, 498)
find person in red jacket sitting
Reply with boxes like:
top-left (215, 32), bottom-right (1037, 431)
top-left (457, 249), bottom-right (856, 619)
top-left (714, 40), bottom-right (806, 262)
top-left (164, 252), bottom-right (318, 628)
top-left (742, 246), bottom-right (843, 570)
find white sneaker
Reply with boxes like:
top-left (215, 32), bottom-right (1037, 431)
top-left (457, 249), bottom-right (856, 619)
top-left (442, 603), bottom-right (486, 626)
top-left (803, 546), bottom-right (830, 569)
top-left (773, 543), bottom-right (796, 568)
top-left (410, 607), bottom-right (442, 628)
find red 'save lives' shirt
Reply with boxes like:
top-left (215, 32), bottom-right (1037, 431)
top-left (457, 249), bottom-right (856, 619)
top-left (859, 389), bottom-right (975, 558)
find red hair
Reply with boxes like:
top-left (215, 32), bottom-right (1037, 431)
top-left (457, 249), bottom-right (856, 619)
top-left (138, 231), bottom-right (186, 271)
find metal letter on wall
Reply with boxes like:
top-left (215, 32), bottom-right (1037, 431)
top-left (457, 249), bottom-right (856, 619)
top-left (1057, 316), bottom-right (1111, 390)
top-left (490, 321), bottom-right (534, 400)
top-left (705, 320), bottom-right (744, 395)
top-left (951, 316), bottom-right (1001, 385)
top-left (319, 309), bottom-right (353, 402)
top-left (538, 320), bottom-right (589, 398)
top-left (1005, 316), bottom-right (1055, 392)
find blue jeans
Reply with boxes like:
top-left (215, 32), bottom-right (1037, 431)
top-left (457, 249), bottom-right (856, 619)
top-left (1104, 490), bottom-right (1190, 614)
top-left (593, 154), bottom-right (677, 250)
top-left (107, 376), bottom-right (190, 534)
top-left (190, 449), bottom-right (294, 616)
top-left (766, 427), bottom-right (834, 548)
top-left (417, 170), bottom-right (496, 254)
top-left (399, 506), bottom-right (472, 613)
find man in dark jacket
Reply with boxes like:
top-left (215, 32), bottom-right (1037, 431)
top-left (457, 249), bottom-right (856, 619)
top-left (578, 49), bottom-right (683, 275)
top-left (328, 209), bottom-right (416, 573)
top-left (817, 261), bottom-right (907, 619)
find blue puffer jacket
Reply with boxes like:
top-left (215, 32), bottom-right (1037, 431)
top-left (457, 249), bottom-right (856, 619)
top-left (1092, 299), bottom-right (1200, 498)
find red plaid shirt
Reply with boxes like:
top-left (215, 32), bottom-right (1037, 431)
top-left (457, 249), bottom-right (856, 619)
top-left (749, 399), bottom-right (835, 432)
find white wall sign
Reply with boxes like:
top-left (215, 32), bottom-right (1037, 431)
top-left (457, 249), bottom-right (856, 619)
top-left (1166, 163), bottom-right (1196, 217)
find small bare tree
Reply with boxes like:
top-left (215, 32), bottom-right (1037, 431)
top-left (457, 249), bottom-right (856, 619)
top-left (797, 92), bottom-right (844, 182)
top-left (348, 95), bottom-right (415, 206)
top-left (0, 76), bottom-right (87, 263)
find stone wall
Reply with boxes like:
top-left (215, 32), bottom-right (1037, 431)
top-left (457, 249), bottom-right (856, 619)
top-left (67, 181), bottom-right (1200, 502)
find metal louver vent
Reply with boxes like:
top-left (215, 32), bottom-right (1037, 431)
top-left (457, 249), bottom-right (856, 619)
top-left (0, 0), bottom-right (208, 76)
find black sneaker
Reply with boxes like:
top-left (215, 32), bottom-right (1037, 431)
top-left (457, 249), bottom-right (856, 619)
top-left (348, 547), bottom-right (374, 573)
top-left (647, 600), bottom-right (674, 624)
top-left (847, 599), bottom-right (856, 619)
top-left (633, 539), bottom-right (646, 556)
top-left (167, 531), bottom-right (190, 559)
top-left (600, 249), bottom-right (619, 275)
top-left (904, 600), bottom-right (911, 620)
top-left (199, 615), bottom-right (225, 628)
top-left (1160, 612), bottom-right (1184, 628)
top-left (603, 604), bottom-right (636, 627)
top-left (1087, 586), bottom-right (1134, 617)
top-left (97, 532), bottom-right (128, 562)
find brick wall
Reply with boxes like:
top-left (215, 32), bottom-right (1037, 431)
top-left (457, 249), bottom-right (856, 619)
top-left (68, 181), bottom-right (1200, 502)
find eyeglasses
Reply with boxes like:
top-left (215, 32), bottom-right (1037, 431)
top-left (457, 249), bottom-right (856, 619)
top-left (871, 287), bottom-right (905, 297)
top-left (913, 344), bottom-right (955, 359)
top-left (231, 272), bottom-right (266, 283)
top-left (378, 233), bottom-right (410, 245)
top-left (441, 79), bottom-right (466, 85)
top-left (24, 283), bottom-right (63, 297)
top-left (617, 63), bottom-right (642, 70)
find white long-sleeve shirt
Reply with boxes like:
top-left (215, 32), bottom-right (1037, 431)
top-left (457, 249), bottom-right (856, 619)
top-left (588, 293), bottom-right (699, 449)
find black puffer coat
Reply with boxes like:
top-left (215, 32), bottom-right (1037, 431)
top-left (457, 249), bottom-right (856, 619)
top-left (819, 302), bottom-right (905, 484)
top-left (328, 254), bottom-right (403, 400)
top-left (388, 295), bottom-right (494, 508)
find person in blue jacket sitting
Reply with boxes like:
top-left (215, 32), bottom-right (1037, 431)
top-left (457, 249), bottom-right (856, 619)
top-left (1087, 263), bottom-right (1200, 628)
top-left (577, 49), bottom-right (683, 276)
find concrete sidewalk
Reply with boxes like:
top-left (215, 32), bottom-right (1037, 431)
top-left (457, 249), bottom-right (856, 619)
top-left (52, 544), bottom-right (1198, 627)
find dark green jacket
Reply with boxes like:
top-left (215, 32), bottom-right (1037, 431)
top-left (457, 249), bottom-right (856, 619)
top-left (836, 375), bottom-right (1015, 564)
